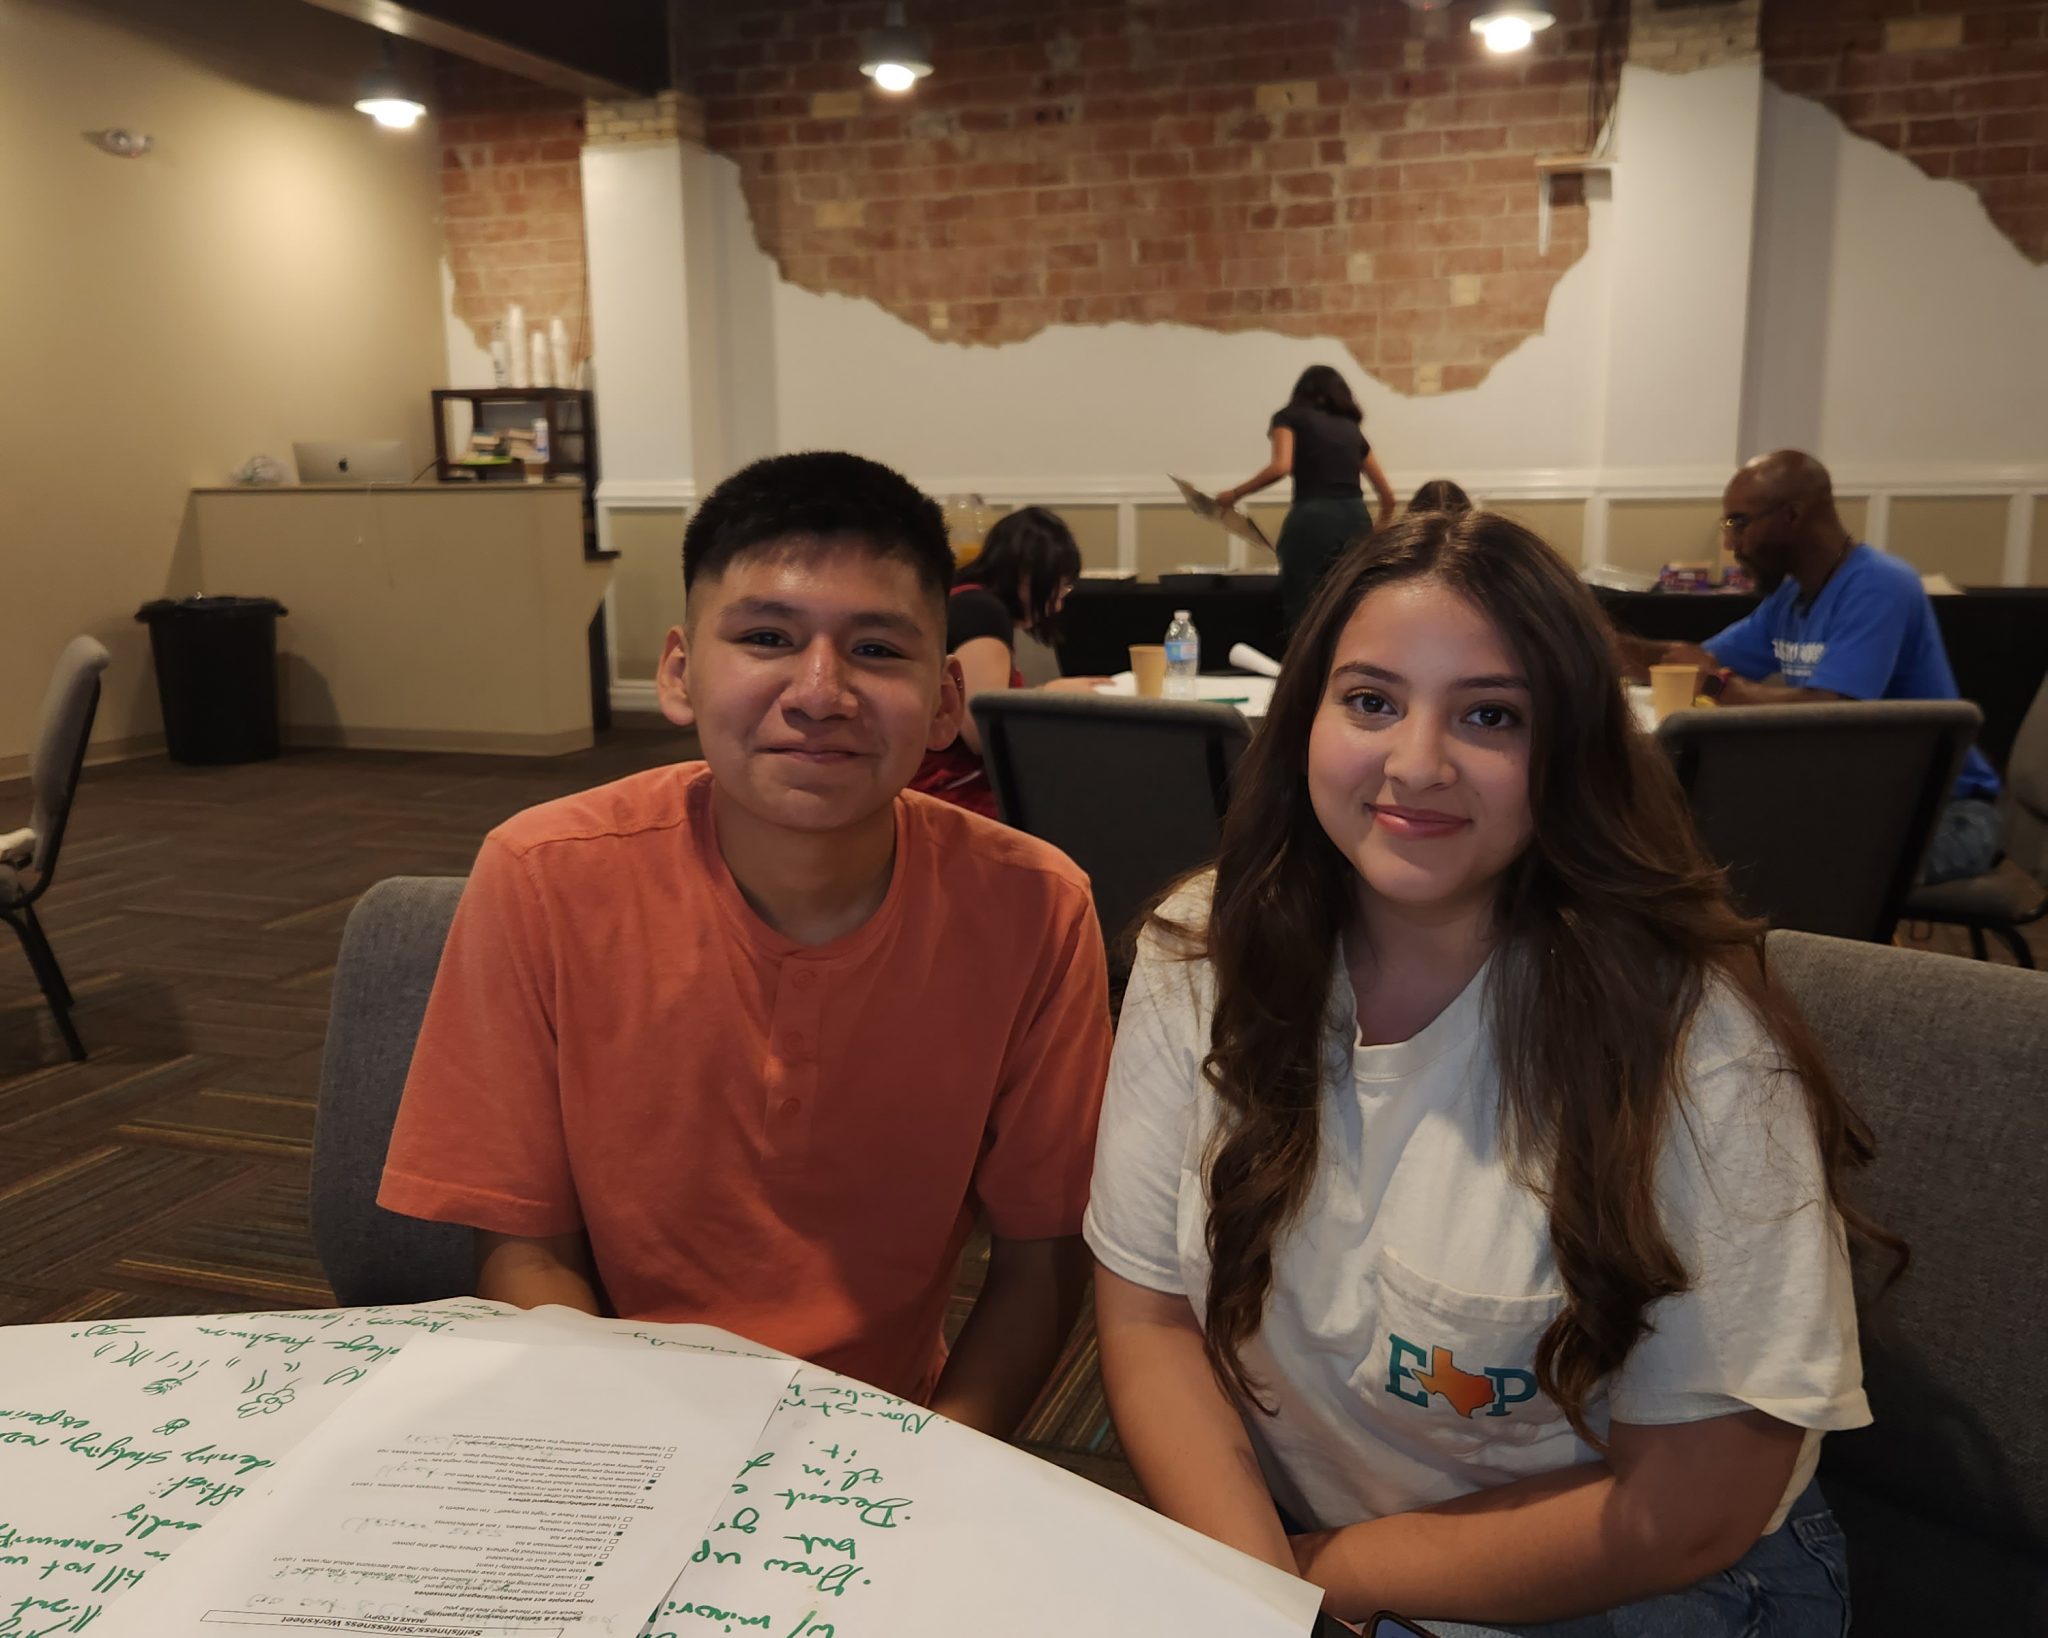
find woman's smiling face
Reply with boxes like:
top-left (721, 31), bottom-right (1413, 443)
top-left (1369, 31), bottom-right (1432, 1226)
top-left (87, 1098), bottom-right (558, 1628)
top-left (1307, 575), bottom-right (1535, 917)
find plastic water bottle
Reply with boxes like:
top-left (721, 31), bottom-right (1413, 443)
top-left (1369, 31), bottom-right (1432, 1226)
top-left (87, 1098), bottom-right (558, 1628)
top-left (1164, 608), bottom-right (1199, 700)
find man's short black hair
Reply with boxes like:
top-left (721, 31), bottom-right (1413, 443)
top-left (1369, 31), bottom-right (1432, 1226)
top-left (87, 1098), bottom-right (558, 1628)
top-left (682, 451), bottom-right (952, 605)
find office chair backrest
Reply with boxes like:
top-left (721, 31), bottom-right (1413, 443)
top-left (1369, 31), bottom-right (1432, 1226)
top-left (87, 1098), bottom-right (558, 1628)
top-left (973, 692), bottom-right (1251, 956)
top-left (26, 636), bottom-right (110, 889)
top-left (312, 876), bottom-right (474, 1305)
top-left (1657, 700), bottom-right (1979, 941)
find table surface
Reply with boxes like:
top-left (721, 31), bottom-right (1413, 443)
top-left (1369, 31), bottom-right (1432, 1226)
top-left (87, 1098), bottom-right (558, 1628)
top-left (1097, 670), bottom-right (1277, 716)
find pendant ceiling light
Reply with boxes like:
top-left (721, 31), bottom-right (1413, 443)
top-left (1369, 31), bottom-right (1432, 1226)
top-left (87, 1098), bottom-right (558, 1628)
top-left (354, 40), bottom-right (427, 129)
top-left (1471, 7), bottom-right (1557, 54)
top-left (860, 3), bottom-right (933, 94)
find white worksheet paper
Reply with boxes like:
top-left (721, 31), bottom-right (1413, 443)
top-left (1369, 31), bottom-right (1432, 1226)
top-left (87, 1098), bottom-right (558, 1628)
top-left (643, 1364), bottom-right (1325, 1638)
top-left (99, 1333), bottom-right (794, 1638)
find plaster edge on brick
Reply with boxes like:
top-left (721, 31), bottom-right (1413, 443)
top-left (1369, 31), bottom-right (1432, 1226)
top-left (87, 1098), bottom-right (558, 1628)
top-left (745, 226), bottom-right (1595, 401)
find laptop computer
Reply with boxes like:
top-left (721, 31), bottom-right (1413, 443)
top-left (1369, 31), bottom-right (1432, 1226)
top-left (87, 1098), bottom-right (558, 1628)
top-left (291, 441), bottom-right (413, 484)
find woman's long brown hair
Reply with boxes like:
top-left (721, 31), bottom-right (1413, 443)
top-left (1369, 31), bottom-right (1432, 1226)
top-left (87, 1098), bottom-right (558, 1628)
top-left (1178, 511), bottom-right (1903, 1439)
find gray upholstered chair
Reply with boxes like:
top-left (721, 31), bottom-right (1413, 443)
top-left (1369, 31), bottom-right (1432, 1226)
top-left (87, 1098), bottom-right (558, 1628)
top-left (1900, 673), bottom-right (2048, 967)
top-left (1657, 700), bottom-right (1981, 943)
top-left (971, 691), bottom-right (1250, 960)
top-left (311, 875), bottom-right (474, 1305)
top-left (2, 635), bottom-right (111, 1061)
top-left (1770, 929), bottom-right (2048, 1631)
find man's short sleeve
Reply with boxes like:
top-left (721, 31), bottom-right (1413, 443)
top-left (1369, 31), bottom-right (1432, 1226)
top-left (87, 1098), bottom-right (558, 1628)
top-left (1701, 603), bottom-right (1779, 680)
top-left (970, 881), bottom-right (1112, 1242)
top-left (376, 832), bottom-right (583, 1238)
top-left (1801, 571), bottom-right (1917, 699)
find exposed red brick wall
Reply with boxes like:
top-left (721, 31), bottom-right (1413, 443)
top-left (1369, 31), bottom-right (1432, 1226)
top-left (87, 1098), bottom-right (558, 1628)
top-left (687, 0), bottom-right (1620, 396)
top-left (1762, 0), bottom-right (2048, 263)
top-left (435, 57), bottom-right (592, 368)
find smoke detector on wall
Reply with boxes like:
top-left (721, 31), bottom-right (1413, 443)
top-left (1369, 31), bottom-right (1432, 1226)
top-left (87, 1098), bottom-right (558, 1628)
top-left (83, 129), bottom-right (153, 158)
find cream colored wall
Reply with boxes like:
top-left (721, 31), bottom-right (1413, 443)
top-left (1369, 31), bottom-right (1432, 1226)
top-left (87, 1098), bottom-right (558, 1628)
top-left (191, 487), bottom-right (609, 753)
top-left (1605, 499), bottom-right (1725, 576)
top-left (1886, 497), bottom-right (2010, 587)
top-left (608, 510), bottom-right (688, 678)
top-left (1483, 499), bottom-right (1587, 566)
top-left (0, 0), bottom-right (446, 767)
top-left (1045, 505), bottom-right (1120, 574)
top-left (1135, 506), bottom-right (1238, 579)
top-left (2036, 499), bottom-right (2048, 585)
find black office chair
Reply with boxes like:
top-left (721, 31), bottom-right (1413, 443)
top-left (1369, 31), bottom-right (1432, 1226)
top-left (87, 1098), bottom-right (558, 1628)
top-left (2, 636), bottom-right (111, 1061)
top-left (1900, 673), bottom-right (2048, 967)
top-left (1655, 700), bottom-right (1980, 943)
top-left (972, 692), bottom-right (1251, 959)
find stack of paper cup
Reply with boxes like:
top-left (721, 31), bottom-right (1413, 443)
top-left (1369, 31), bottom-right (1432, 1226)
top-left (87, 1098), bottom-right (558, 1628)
top-left (506, 303), bottom-right (529, 388)
top-left (549, 318), bottom-right (573, 390)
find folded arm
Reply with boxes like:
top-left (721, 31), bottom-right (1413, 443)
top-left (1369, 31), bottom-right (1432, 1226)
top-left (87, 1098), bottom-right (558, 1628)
top-left (1292, 1410), bottom-right (1804, 1626)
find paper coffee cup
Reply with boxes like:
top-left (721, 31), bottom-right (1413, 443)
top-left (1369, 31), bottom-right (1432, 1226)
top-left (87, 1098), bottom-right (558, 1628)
top-left (1130, 645), bottom-right (1167, 699)
top-left (1650, 663), bottom-right (1700, 722)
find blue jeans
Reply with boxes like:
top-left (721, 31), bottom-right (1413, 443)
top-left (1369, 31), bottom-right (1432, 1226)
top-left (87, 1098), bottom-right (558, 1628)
top-left (1419, 1481), bottom-right (1848, 1638)
top-left (1922, 797), bottom-right (2002, 885)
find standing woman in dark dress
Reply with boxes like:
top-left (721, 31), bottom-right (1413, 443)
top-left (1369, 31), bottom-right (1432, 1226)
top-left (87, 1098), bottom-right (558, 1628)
top-left (1218, 364), bottom-right (1396, 632)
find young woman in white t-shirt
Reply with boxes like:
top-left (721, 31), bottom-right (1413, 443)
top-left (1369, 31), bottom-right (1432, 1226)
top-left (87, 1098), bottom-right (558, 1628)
top-left (1084, 511), bottom-right (1900, 1636)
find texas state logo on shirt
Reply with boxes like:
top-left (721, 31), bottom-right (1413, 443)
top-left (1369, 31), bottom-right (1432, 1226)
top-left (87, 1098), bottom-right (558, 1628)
top-left (1386, 1334), bottom-right (1540, 1419)
top-left (1771, 637), bottom-right (1826, 683)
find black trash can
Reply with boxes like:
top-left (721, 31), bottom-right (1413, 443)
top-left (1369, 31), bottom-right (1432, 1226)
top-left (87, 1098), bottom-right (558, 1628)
top-left (135, 596), bottom-right (288, 765)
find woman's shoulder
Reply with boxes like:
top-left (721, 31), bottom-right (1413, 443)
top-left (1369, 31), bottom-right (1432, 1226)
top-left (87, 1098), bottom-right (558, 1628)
top-left (946, 583), bottom-right (1015, 647)
top-left (1681, 974), bottom-right (1782, 1082)
top-left (1124, 871), bottom-right (1219, 1020)
top-left (1140, 870), bottom-right (1215, 955)
top-left (1665, 972), bottom-right (1818, 1166)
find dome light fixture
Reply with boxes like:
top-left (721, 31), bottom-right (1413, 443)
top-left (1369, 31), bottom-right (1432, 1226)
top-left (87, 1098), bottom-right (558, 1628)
top-left (1471, 6), bottom-right (1556, 54)
top-left (354, 40), bottom-right (427, 129)
top-left (860, 3), bottom-right (933, 94)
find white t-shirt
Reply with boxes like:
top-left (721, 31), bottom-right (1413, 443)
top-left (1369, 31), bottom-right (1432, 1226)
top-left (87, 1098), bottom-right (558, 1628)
top-left (1083, 883), bottom-right (1870, 1536)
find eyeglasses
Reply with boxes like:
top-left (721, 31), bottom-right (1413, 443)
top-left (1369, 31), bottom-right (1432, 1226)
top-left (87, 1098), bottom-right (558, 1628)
top-left (1720, 499), bottom-right (1792, 534)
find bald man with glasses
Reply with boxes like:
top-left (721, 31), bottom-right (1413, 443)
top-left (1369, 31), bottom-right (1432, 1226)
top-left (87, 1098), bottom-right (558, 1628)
top-left (1638, 450), bottom-right (2002, 884)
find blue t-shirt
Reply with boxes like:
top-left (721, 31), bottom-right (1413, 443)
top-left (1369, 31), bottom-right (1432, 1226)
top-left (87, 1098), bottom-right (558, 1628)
top-left (1703, 544), bottom-right (1999, 800)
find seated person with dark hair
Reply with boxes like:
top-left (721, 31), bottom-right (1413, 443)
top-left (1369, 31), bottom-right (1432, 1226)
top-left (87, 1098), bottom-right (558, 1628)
top-left (1644, 449), bottom-right (2001, 884)
top-left (378, 452), bottom-right (1113, 1436)
top-left (1406, 478), bottom-right (1472, 515)
top-left (913, 505), bottom-right (1105, 817)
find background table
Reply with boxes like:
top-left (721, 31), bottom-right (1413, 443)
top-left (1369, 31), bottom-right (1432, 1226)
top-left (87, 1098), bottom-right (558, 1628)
top-left (1096, 672), bottom-right (1276, 718)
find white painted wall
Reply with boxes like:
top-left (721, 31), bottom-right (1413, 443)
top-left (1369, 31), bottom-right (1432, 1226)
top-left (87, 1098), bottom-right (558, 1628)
top-left (581, 141), bottom-right (696, 489)
top-left (1746, 81), bottom-right (2048, 478)
top-left (440, 258), bottom-right (495, 388)
top-left (1598, 64), bottom-right (1761, 479)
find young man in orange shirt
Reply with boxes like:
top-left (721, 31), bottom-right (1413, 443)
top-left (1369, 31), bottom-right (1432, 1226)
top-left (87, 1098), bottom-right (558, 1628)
top-left (379, 452), bottom-right (1112, 1437)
